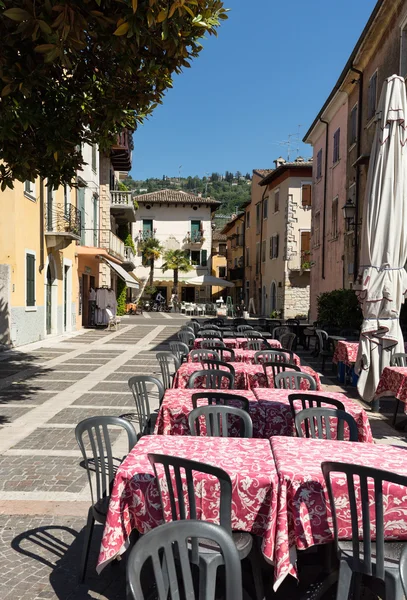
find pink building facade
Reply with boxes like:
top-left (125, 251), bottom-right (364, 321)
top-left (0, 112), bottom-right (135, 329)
top-left (304, 92), bottom-right (349, 322)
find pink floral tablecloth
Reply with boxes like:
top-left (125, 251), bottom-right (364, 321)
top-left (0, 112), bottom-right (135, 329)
top-left (97, 436), bottom-right (278, 573)
top-left (375, 366), bottom-right (407, 413)
top-left (252, 389), bottom-right (373, 443)
top-left (271, 436), bottom-right (407, 589)
top-left (194, 337), bottom-right (282, 350)
top-left (332, 341), bottom-right (359, 366)
top-left (188, 348), bottom-right (301, 366)
top-left (173, 362), bottom-right (321, 391)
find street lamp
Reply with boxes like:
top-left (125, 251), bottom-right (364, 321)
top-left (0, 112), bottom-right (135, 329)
top-left (342, 199), bottom-right (356, 231)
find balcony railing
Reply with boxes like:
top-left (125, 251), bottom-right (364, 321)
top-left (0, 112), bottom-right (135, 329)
top-left (45, 202), bottom-right (81, 238)
top-left (185, 231), bottom-right (204, 244)
top-left (110, 130), bottom-right (132, 171)
top-left (110, 190), bottom-right (134, 207)
top-left (138, 229), bottom-right (157, 242)
top-left (109, 231), bottom-right (125, 260)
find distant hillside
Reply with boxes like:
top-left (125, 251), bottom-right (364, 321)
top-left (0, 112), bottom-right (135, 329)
top-left (123, 172), bottom-right (251, 222)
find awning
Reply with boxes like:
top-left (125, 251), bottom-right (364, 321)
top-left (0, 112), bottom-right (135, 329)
top-left (102, 258), bottom-right (139, 289)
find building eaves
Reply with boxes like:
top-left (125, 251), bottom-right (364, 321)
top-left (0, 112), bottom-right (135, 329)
top-left (253, 168), bottom-right (274, 178)
top-left (135, 189), bottom-right (221, 206)
top-left (259, 162), bottom-right (313, 187)
top-left (303, 0), bottom-right (385, 143)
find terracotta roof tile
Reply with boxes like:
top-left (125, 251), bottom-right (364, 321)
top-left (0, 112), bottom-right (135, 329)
top-left (212, 231), bottom-right (227, 242)
top-left (253, 169), bottom-right (274, 177)
top-left (135, 189), bottom-right (220, 205)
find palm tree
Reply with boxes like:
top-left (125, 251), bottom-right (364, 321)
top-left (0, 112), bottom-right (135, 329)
top-left (140, 238), bottom-right (162, 287)
top-left (161, 249), bottom-right (192, 294)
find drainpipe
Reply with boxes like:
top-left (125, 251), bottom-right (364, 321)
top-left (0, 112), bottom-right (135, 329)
top-left (350, 66), bottom-right (363, 282)
top-left (320, 119), bottom-right (329, 280)
top-left (39, 178), bottom-right (45, 273)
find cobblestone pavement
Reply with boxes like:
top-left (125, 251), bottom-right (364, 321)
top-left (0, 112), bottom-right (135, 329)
top-left (0, 315), bottom-right (404, 599)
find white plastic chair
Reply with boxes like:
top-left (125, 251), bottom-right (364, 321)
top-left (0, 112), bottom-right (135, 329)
top-left (105, 308), bottom-right (121, 331)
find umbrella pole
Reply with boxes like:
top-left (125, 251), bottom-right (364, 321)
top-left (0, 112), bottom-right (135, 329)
top-left (371, 398), bottom-right (380, 412)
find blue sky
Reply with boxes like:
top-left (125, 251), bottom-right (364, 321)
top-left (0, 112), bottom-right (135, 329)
top-left (131, 0), bottom-right (378, 180)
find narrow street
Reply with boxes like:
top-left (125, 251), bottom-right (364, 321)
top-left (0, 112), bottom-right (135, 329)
top-left (0, 316), bottom-right (405, 599)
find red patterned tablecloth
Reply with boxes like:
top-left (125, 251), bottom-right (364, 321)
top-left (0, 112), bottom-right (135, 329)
top-left (252, 389), bottom-right (373, 443)
top-left (194, 337), bottom-right (282, 350)
top-left (97, 436), bottom-right (278, 573)
top-left (332, 341), bottom-right (359, 366)
top-left (188, 348), bottom-right (301, 366)
top-left (271, 436), bottom-right (407, 589)
top-left (173, 362), bottom-right (321, 391)
top-left (375, 366), bottom-right (407, 413)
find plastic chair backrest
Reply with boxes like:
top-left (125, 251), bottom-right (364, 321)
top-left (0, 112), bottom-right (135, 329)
top-left (189, 349), bottom-right (220, 362)
top-left (178, 330), bottom-right (195, 347)
top-left (247, 339), bottom-right (271, 351)
top-left (156, 352), bottom-right (180, 390)
top-left (127, 520), bottom-right (243, 600)
top-left (217, 347), bottom-right (236, 362)
top-left (187, 369), bottom-right (235, 389)
top-left (191, 391), bottom-right (249, 412)
top-left (237, 325), bottom-right (254, 332)
top-left (75, 416), bottom-right (137, 511)
top-left (322, 461), bottom-right (407, 581)
top-left (263, 362), bottom-right (300, 387)
top-left (201, 339), bottom-right (226, 349)
top-left (288, 393), bottom-right (345, 423)
top-left (279, 332), bottom-right (296, 350)
top-left (128, 375), bottom-right (165, 433)
top-left (181, 325), bottom-right (195, 334)
top-left (169, 341), bottom-right (189, 363)
top-left (201, 359), bottom-right (235, 377)
top-left (391, 353), bottom-right (407, 367)
top-left (200, 330), bottom-right (223, 339)
top-left (254, 350), bottom-right (291, 364)
top-left (295, 407), bottom-right (358, 441)
top-left (188, 405), bottom-right (253, 438)
top-left (272, 326), bottom-right (291, 340)
top-left (315, 329), bottom-right (329, 352)
top-left (244, 331), bottom-right (264, 339)
top-left (274, 370), bottom-right (317, 390)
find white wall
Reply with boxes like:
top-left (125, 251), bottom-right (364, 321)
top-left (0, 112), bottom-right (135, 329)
top-left (78, 143), bottom-right (100, 247)
top-left (133, 203), bottom-right (213, 280)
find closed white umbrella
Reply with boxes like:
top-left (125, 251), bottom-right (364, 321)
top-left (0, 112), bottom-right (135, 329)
top-left (185, 275), bottom-right (235, 288)
top-left (355, 74), bottom-right (407, 403)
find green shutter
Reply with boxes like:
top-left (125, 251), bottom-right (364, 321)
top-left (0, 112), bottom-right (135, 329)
top-left (26, 254), bottom-right (35, 306)
top-left (201, 249), bottom-right (207, 267)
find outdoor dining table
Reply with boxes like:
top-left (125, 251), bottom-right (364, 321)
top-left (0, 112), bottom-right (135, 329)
top-left (252, 388), bottom-right (373, 443)
top-left (332, 340), bottom-right (359, 367)
top-left (188, 348), bottom-right (301, 366)
top-left (375, 366), bottom-right (407, 414)
top-left (172, 361), bottom-right (322, 390)
top-left (193, 337), bottom-right (282, 350)
top-left (270, 436), bottom-right (407, 590)
top-left (97, 435), bottom-right (279, 573)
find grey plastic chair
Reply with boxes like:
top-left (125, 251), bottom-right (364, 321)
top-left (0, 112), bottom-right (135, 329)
top-left (201, 359), bottom-right (235, 377)
top-left (189, 349), bottom-right (220, 362)
top-left (274, 370), bottom-right (317, 390)
top-left (237, 325), bottom-right (254, 332)
top-left (127, 375), bottom-right (165, 435)
top-left (279, 332), bottom-right (296, 351)
top-left (288, 392), bottom-right (345, 424)
top-left (247, 339), bottom-right (271, 351)
top-left (187, 369), bottom-right (235, 389)
top-left (400, 544), bottom-right (407, 598)
top-left (169, 341), bottom-right (189, 364)
top-left (127, 520), bottom-right (243, 600)
top-left (315, 329), bottom-right (333, 370)
top-left (75, 416), bottom-right (137, 583)
top-left (272, 325), bottom-right (291, 340)
top-left (201, 331), bottom-right (224, 340)
top-left (188, 405), bottom-right (253, 438)
top-left (262, 361), bottom-right (300, 387)
top-left (322, 462), bottom-right (407, 600)
top-left (295, 407), bottom-right (358, 441)
top-left (244, 330), bottom-right (264, 340)
top-left (201, 339), bottom-right (226, 350)
top-left (215, 347), bottom-right (235, 362)
top-left (181, 325), bottom-right (195, 333)
top-left (156, 351), bottom-right (180, 390)
top-left (254, 350), bottom-right (293, 364)
top-left (200, 323), bottom-right (221, 331)
top-left (186, 320), bottom-right (201, 335)
top-left (191, 391), bottom-right (250, 412)
top-left (148, 453), bottom-right (264, 600)
top-left (178, 330), bottom-right (195, 348)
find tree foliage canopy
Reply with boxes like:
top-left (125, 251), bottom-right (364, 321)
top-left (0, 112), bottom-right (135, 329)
top-left (0, 0), bottom-right (228, 189)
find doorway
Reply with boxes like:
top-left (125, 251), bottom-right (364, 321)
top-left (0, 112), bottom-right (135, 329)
top-left (182, 287), bottom-right (195, 302)
top-left (82, 274), bottom-right (89, 327)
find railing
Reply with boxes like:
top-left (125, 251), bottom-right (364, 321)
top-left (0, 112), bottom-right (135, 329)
top-left (109, 231), bottom-right (125, 260)
top-left (124, 245), bottom-right (135, 262)
top-left (185, 231), bottom-right (204, 244)
top-left (45, 202), bottom-right (81, 236)
top-left (138, 229), bottom-right (156, 242)
top-left (110, 190), bottom-right (134, 207)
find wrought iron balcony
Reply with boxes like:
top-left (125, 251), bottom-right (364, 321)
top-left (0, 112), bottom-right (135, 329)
top-left (185, 231), bottom-right (204, 244)
top-left (110, 130), bottom-right (132, 171)
top-left (137, 229), bottom-right (157, 242)
top-left (45, 202), bottom-right (81, 248)
top-left (110, 190), bottom-right (136, 223)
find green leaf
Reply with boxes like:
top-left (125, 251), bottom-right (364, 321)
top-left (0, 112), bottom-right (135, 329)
top-left (3, 8), bottom-right (31, 21)
top-left (38, 20), bottom-right (52, 34)
top-left (113, 21), bottom-right (129, 35)
top-left (132, 0), bottom-right (138, 13)
top-left (1, 84), bottom-right (13, 97)
top-left (157, 8), bottom-right (167, 22)
top-left (34, 44), bottom-right (56, 53)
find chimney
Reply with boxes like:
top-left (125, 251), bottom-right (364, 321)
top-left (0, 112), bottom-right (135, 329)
top-left (295, 156), bottom-right (305, 163)
top-left (274, 156), bottom-right (286, 169)
top-left (197, 193), bottom-right (202, 198)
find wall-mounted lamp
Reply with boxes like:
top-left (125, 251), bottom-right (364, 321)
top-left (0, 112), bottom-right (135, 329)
top-left (342, 199), bottom-right (356, 231)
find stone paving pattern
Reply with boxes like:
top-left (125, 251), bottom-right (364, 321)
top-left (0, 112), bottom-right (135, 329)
top-left (0, 314), bottom-right (404, 598)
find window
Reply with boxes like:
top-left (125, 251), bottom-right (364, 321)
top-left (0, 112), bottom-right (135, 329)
top-left (263, 198), bottom-right (268, 219)
top-left (246, 247), bottom-right (250, 266)
top-left (271, 234), bottom-right (279, 259)
top-left (246, 211), bottom-right (250, 228)
top-left (24, 180), bottom-right (35, 200)
top-left (301, 231), bottom-right (311, 254)
top-left (333, 129), bottom-right (340, 164)
top-left (274, 190), bottom-right (280, 213)
top-left (316, 149), bottom-right (323, 180)
top-left (262, 240), bottom-right (266, 262)
top-left (190, 250), bottom-right (200, 266)
top-left (256, 204), bottom-right (261, 233)
top-left (350, 104), bottom-right (358, 145)
top-left (302, 184), bottom-right (312, 208)
top-left (191, 220), bottom-right (202, 242)
top-left (368, 71), bottom-right (378, 121)
top-left (64, 185), bottom-right (71, 215)
top-left (142, 219), bottom-right (153, 239)
top-left (314, 212), bottom-right (320, 247)
top-left (91, 144), bottom-right (97, 172)
top-left (219, 243), bottom-right (227, 256)
top-left (219, 266), bottom-right (226, 278)
top-left (332, 197), bottom-right (338, 238)
top-left (26, 252), bottom-right (36, 308)
top-left (201, 249), bottom-right (207, 267)
top-left (256, 243), bottom-right (260, 274)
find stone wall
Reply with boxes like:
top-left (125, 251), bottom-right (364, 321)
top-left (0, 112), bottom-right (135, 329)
top-left (283, 271), bottom-right (310, 319)
top-left (98, 154), bottom-right (112, 288)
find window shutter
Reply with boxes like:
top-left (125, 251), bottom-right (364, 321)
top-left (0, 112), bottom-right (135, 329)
top-left (301, 231), bottom-right (311, 253)
top-left (302, 185), bottom-right (312, 207)
top-left (26, 254), bottom-right (35, 306)
top-left (201, 249), bottom-right (207, 266)
top-left (276, 234), bottom-right (279, 258)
